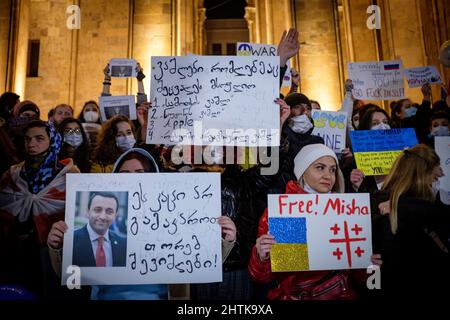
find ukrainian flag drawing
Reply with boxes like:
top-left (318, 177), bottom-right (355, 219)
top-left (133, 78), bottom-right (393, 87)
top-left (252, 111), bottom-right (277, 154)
top-left (269, 217), bottom-right (309, 271)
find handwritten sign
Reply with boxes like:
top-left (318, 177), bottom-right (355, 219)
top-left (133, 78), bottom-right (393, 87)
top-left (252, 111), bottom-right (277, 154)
top-left (62, 173), bottom-right (222, 285)
top-left (268, 193), bottom-right (372, 271)
top-left (435, 137), bottom-right (450, 205)
top-left (148, 56), bottom-right (280, 147)
top-left (348, 60), bottom-right (405, 100)
top-left (311, 110), bottom-right (347, 153)
top-left (404, 66), bottom-right (442, 88)
top-left (237, 42), bottom-right (291, 87)
top-left (349, 128), bottom-right (418, 175)
top-left (99, 95), bottom-right (136, 122)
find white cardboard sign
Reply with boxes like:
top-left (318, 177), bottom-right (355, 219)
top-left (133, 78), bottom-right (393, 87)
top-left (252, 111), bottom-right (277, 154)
top-left (62, 173), bottom-right (222, 285)
top-left (311, 110), bottom-right (348, 154)
top-left (267, 193), bottom-right (372, 272)
top-left (236, 42), bottom-right (291, 87)
top-left (348, 60), bottom-right (405, 100)
top-left (404, 66), bottom-right (442, 88)
top-left (148, 56), bottom-right (280, 146)
top-left (435, 137), bottom-right (450, 205)
top-left (98, 95), bottom-right (136, 122)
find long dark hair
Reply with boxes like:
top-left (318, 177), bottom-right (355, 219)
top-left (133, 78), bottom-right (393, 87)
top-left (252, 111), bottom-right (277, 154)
top-left (58, 118), bottom-right (91, 172)
top-left (358, 107), bottom-right (391, 130)
top-left (78, 100), bottom-right (101, 124)
top-left (94, 115), bottom-right (135, 166)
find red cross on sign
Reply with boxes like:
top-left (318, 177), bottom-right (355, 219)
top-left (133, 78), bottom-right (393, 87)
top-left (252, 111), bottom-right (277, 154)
top-left (329, 221), bottom-right (367, 267)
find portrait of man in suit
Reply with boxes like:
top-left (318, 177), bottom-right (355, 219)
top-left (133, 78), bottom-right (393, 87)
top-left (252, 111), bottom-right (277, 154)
top-left (104, 105), bottom-right (130, 120)
top-left (73, 191), bottom-right (127, 267)
top-left (111, 65), bottom-right (133, 77)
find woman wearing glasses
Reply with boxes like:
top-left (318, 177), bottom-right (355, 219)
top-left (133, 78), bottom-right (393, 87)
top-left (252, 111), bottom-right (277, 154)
top-left (57, 118), bottom-right (92, 173)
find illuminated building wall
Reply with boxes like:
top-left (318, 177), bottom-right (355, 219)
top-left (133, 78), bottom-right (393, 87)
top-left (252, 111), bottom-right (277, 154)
top-left (1, 0), bottom-right (449, 117)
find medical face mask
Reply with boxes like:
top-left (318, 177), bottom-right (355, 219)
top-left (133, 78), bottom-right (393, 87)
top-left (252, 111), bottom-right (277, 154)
top-left (84, 111), bottom-right (99, 123)
top-left (64, 133), bottom-right (83, 148)
top-left (431, 126), bottom-right (450, 136)
top-left (403, 107), bottom-right (417, 118)
top-left (116, 135), bottom-right (136, 152)
top-left (289, 114), bottom-right (313, 134)
top-left (371, 123), bottom-right (391, 130)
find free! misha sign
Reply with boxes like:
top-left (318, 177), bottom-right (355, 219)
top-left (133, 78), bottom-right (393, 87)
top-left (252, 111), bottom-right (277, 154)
top-left (268, 193), bottom-right (372, 272)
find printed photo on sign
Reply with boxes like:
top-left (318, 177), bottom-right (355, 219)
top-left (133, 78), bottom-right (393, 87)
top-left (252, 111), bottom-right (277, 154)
top-left (72, 191), bottom-right (128, 268)
top-left (268, 193), bottom-right (372, 272)
top-left (404, 66), bottom-right (442, 88)
top-left (99, 95), bottom-right (136, 122)
top-left (62, 173), bottom-right (222, 286)
top-left (348, 60), bottom-right (404, 100)
top-left (109, 58), bottom-right (137, 78)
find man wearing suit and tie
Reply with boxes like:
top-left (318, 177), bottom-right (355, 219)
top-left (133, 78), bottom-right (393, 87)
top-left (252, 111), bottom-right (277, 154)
top-left (73, 192), bottom-right (127, 267)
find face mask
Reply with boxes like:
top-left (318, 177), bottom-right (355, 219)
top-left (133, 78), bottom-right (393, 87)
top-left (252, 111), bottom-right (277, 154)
top-left (64, 133), bottom-right (83, 148)
top-left (432, 180), bottom-right (440, 197)
top-left (403, 107), bottom-right (417, 118)
top-left (353, 120), bottom-right (359, 130)
top-left (289, 114), bottom-right (313, 134)
top-left (431, 126), bottom-right (450, 137)
top-left (84, 111), bottom-right (99, 123)
top-left (371, 123), bottom-right (391, 130)
top-left (116, 135), bottom-right (136, 152)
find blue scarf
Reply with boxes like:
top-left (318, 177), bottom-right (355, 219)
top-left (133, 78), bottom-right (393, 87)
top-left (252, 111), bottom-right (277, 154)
top-left (24, 122), bottom-right (63, 194)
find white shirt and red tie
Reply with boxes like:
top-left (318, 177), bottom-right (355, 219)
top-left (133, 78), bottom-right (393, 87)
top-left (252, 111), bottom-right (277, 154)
top-left (87, 223), bottom-right (113, 267)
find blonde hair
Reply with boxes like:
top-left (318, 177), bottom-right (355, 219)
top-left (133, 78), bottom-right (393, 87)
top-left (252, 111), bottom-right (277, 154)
top-left (381, 144), bottom-right (440, 234)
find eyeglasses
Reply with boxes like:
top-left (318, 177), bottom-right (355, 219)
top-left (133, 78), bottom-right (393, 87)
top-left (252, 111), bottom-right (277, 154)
top-left (64, 127), bottom-right (82, 135)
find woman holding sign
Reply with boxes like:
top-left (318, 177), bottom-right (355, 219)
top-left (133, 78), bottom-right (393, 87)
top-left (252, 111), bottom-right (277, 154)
top-left (249, 144), bottom-right (380, 300)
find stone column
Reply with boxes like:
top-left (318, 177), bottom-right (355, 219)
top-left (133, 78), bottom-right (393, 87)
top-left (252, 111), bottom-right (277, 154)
top-left (7, 0), bottom-right (29, 99)
top-left (0, 0), bottom-right (12, 92)
top-left (293, 0), bottom-right (342, 110)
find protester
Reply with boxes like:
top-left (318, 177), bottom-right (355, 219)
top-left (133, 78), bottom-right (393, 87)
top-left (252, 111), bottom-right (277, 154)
top-left (0, 120), bottom-right (79, 297)
top-left (58, 118), bottom-right (92, 173)
top-left (91, 115), bottom-right (137, 173)
top-left (372, 144), bottom-right (450, 297)
top-left (47, 148), bottom-right (237, 300)
top-left (78, 100), bottom-right (102, 151)
top-left (248, 144), bottom-right (381, 300)
top-left (53, 104), bottom-right (73, 126)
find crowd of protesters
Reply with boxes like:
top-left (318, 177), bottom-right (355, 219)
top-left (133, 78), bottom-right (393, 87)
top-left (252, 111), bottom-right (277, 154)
top-left (0, 28), bottom-right (449, 301)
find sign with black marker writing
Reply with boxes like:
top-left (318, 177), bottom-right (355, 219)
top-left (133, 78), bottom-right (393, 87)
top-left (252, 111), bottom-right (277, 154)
top-left (348, 60), bottom-right (405, 100)
top-left (147, 56), bottom-right (280, 146)
top-left (62, 173), bottom-right (222, 285)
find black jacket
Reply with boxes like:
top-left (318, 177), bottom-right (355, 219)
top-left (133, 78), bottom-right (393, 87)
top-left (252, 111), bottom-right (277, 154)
top-left (191, 165), bottom-right (278, 272)
top-left (372, 194), bottom-right (450, 297)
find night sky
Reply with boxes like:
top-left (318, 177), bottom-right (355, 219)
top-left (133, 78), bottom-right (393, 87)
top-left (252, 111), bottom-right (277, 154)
top-left (204, 0), bottom-right (247, 19)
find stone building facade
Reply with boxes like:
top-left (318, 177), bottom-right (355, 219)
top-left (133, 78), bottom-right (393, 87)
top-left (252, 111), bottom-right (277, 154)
top-left (1, 0), bottom-right (449, 117)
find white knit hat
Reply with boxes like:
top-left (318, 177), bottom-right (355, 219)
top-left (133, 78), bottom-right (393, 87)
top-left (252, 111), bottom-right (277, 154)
top-left (293, 143), bottom-right (345, 193)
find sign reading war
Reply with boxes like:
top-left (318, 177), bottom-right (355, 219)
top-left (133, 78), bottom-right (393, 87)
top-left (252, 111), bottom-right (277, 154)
top-left (62, 173), bottom-right (222, 286)
top-left (350, 128), bottom-right (418, 176)
top-left (268, 193), bottom-right (372, 272)
top-left (348, 60), bottom-right (405, 100)
top-left (148, 56), bottom-right (280, 147)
